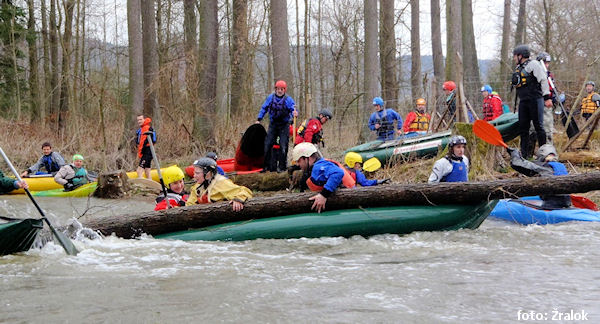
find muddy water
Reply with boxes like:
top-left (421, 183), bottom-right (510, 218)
top-left (1, 196), bottom-right (599, 323)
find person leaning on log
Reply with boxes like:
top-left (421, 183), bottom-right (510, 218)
top-left (154, 166), bottom-right (189, 211)
top-left (507, 144), bottom-right (571, 209)
top-left (428, 135), bottom-right (470, 183)
top-left (186, 157), bottom-right (252, 212)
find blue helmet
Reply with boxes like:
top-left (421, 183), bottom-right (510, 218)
top-left (372, 97), bottom-right (384, 107)
top-left (480, 84), bottom-right (493, 93)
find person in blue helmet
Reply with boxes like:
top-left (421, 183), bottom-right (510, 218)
top-left (368, 97), bottom-right (403, 141)
top-left (428, 135), bottom-right (469, 183)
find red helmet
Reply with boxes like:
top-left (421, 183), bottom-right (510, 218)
top-left (275, 80), bottom-right (287, 90)
top-left (443, 81), bottom-right (456, 91)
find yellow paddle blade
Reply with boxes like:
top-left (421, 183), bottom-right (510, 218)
top-left (363, 157), bottom-right (382, 172)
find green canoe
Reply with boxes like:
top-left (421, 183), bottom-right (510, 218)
top-left (156, 200), bottom-right (498, 241)
top-left (346, 113), bottom-right (519, 165)
top-left (0, 218), bottom-right (43, 255)
top-left (31, 182), bottom-right (97, 197)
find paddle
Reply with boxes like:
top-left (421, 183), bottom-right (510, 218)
top-left (571, 195), bottom-right (599, 211)
top-left (0, 147), bottom-right (79, 255)
top-left (473, 120), bottom-right (507, 148)
top-left (144, 131), bottom-right (171, 209)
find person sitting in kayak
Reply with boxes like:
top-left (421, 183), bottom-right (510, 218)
top-left (402, 98), bottom-right (431, 137)
top-left (155, 166), bottom-right (189, 211)
top-left (368, 97), bottom-right (403, 141)
top-left (428, 135), bottom-right (469, 183)
top-left (21, 142), bottom-right (66, 177)
top-left (186, 157), bottom-right (252, 212)
top-left (0, 168), bottom-right (28, 194)
top-left (343, 152), bottom-right (390, 187)
top-left (54, 154), bottom-right (92, 191)
top-left (205, 152), bottom-right (225, 176)
top-left (507, 144), bottom-right (571, 209)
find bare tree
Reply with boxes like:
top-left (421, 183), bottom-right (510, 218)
top-left (379, 0), bottom-right (398, 107)
top-left (410, 0), bottom-right (421, 103)
top-left (183, 0), bottom-right (197, 90)
top-left (141, 0), bottom-right (160, 126)
top-left (430, 0), bottom-right (444, 91)
top-left (58, 0), bottom-right (75, 133)
top-left (515, 0), bottom-right (527, 45)
top-left (196, 0), bottom-right (218, 144)
top-left (270, 0), bottom-right (294, 96)
top-left (499, 0), bottom-right (512, 98)
top-left (40, 0), bottom-right (51, 117)
top-left (542, 0), bottom-right (552, 51)
top-left (461, 0), bottom-right (480, 106)
top-left (364, 0), bottom-right (378, 114)
top-left (445, 0), bottom-right (462, 82)
top-left (231, 0), bottom-right (251, 116)
top-left (49, 0), bottom-right (60, 123)
top-left (127, 0), bottom-right (144, 123)
top-left (27, 0), bottom-right (41, 123)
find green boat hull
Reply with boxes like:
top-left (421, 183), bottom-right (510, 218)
top-left (346, 113), bottom-right (519, 164)
top-left (31, 182), bottom-right (97, 197)
top-left (156, 200), bottom-right (498, 241)
top-left (0, 218), bottom-right (43, 255)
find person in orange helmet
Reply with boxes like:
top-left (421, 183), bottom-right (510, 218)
top-left (403, 98), bottom-right (431, 137)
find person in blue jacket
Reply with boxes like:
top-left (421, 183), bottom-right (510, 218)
top-left (343, 152), bottom-right (389, 186)
top-left (292, 142), bottom-right (344, 213)
top-left (428, 135), bottom-right (469, 183)
top-left (21, 142), bottom-right (66, 177)
top-left (205, 152), bottom-right (225, 176)
top-left (368, 97), bottom-right (403, 141)
top-left (255, 80), bottom-right (297, 172)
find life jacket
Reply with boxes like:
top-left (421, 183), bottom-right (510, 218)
top-left (546, 161), bottom-right (568, 176)
top-left (581, 92), bottom-right (599, 114)
top-left (482, 94), bottom-right (503, 121)
top-left (297, 118), bottom-right (323, 144)
top-left (513, 60), bottom-right (542, 100)
top-left (42, 154), bottom-right (60, 173)
top-left (306, 159), bottom-right (356, 192)
top-left (408, 111), bottom-right (430, 132)
top-left (154, 190), bottom-right (189, 210)
top-left (346, 167), bottom-right (357, 182)
top-left (68, 164), bottom-right (89, 186)
top-left (374, 110), bottom-right (394, 136)
top-left (268, 94), bottom-right (289, 121)
top-left (137, 118), bottom-right (154, 158)
top-left (442, 158), bottom-right (468, 182)
top-left (446, 92), bottom-right (456, 115)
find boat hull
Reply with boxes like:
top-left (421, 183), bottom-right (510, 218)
top-left (156, 200), bottom-right (498, 241)
top-left (0, 218), bottom-right (43, 255)
top-left (490, 197), bottom-right (600, 225)
top-left (31, 182), bottom-right (98, 197)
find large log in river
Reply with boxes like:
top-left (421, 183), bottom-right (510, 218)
top-left (83, 172), bottom-right (600, 238)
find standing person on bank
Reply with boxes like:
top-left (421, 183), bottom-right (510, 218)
top-left (135, 114), bottom-right (157, 179)
top-left (368, 97), bottom-right (403, 141)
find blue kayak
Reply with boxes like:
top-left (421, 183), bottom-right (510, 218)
top-left (490, 196), bottom-right (600, 225)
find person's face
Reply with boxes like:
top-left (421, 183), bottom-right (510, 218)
top-left (452, 144), bottom-right (465, 157)
top-left (416, 104), bottom-right (426, 112)
top-left (319, 115), bottom-right (329, 124)
top-left (169, 179), bottom-right (185, 194)
top-left (297, 156), bottom-right (310, 171)
top-left (586, 85), bottom-right (594, 93)
top-left (443, 88), bottom-right (451, 95)
top-left (481, 90), bottom-right (489, 97)
top-left (373, 104), bottom-right (382, 112)
top-left (42, 146), bottom-right (52, 155)
top-left (513, 54), bottom-right (521, 64)
top-left (193, 167), bottom-right (206, 184)
top-left (73, 159), bottom-right (83, 168)
top-left (275, 87), bottom-right (286, 96)
top-left (544, 61), bottom-right (550, 69)
top-left (137, 115), bottom-right (145, 127)
top-left (354, 162), bottom-right (362, 170)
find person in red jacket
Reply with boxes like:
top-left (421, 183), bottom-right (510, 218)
top-left (294, 109), bottom-right (333, 146)
top-left (481, 84), bottom-right (503, 121)
top-left (403, 98), bottom-right (431, 136)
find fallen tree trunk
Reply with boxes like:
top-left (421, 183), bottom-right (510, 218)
top-left (229, 171), bottom-right (290, 191)
top-left (560, 151), bottom-right (600, 166)
top-left (84, 172), bottom-right (600, 238)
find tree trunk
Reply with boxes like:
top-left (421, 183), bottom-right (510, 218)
top-left (230, 0), bottom-right (251, 116)
top-left (49, 0), bottom-right (60, 125)
top-left (127, 0), bottom-right (144, 125)
top-left (93, 171), bottom-right (131, 199)
top-left (84, 172), bottom-right (600, 238)
top-left (379, 0), bottom-right (398, 108)
top-left (41, 0), bottom-right (51, 122)
top-left (27, 0), bottom-right (41, 123)
top-left (499, 0), bottom-right (511, 100)
top-left (183, 0), bottom-right (197, 91)
top-left (514, 0), bottom-right (527, 45)
top-left (542, 0), bottom-right (551, 51)
top-left (445, 0), bottom-right (462, 82)
top-left (430, 0), bottom-right (444, 92)
top-left (461, 0), bottom-right (480, 110)
top-left (364, 0), bottom-right (378, 139)
top-left (410, 0), bottom-right (421, 103)
top-left (196, 0), bottom-right (218, 145)
top-left (270, 0), bottom-right (294, 97)
top-left (141, 0), bottom-right (160, 125)
top-left (229, 171), bottom-right (290, 192)
top-left (58, 0), bottom-right (75, 134)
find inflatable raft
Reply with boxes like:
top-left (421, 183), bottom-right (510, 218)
top-left (0, 217), bottom-right (43, 256)
top-left (490, 196), bottom-right (600, 225)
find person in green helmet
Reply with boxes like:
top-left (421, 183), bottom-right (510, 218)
top-left (54, 154), bottom-right (92, 191)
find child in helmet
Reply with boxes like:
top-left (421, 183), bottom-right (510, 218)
top-left (54, 154), bottom-right (92, 191)
top-left (480, 85), bottom-right (503, 122)
top-left (403, 98), bottom-right (431, 136)
top-left (205, 152), bottom-right (225, 176)
top-left (428, 135), bottom-right (469, 183)
top-left (343, 152), bottom-right (389, 186)
top-left (186, 157), bottom-right (252, 211)
top-left (154, 166), bottom-right (189, 211)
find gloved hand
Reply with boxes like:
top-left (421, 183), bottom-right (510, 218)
top-left (377, 178), bottom-right (391, 185)
top-left (64, 182), bottom-right (75, 191)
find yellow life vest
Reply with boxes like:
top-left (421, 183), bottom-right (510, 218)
top-left (408, 111), bottom-right (430, 132)
top-left (581, 92), bottom-right (599, 114)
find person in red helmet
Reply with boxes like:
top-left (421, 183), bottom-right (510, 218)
top-left (443, 81), bottom-right (457, 122)
top-left (256, 80), bottom-right (298, 172)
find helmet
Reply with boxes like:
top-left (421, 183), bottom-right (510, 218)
top-left (163, 166), bottom-right (185, 187)
top-left (344, 152), bottom-right (363, 168)
top-left (193, 157), bottom-right (217, 174)
top-left (292, 142), bottom-right (318, 161)
top-left (480, 84), bottom-right (493, 93)
top-left (416, 98), bottom-right (426, 105)
top-left (537, 144), bottom-right (558, 160)
top-left (585, 81), bottom-right (595, 88)
top-left (513, 44), bottom-right (530, 58)
top-left (72, 154), bottom-right (84, 161)
top-left (448, 135), bottom-right (467, 147)
top-left (318, 108), bottom-right (333, 119)
top-left (372, 97), bottom-right (384, 107)
top-left (536, 52), bottom-right (551, 62)
top-left (275, 80), bottom-right (287, 90)
top-left (443, 81), bottom-right (456, 91)
top-left (205, 152), bottom-right (218, 161)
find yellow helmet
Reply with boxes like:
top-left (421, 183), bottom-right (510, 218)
top-left (292, 142), bottom-right (318, 161)
top-left (163, 166), bottom-right (185, 187)
top-left (416, 98), bottom-right (426, 105)
top-left (344, 152), bottom-right (363, 168)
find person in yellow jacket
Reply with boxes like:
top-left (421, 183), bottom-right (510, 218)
top-left (581, 81), bottom-right (600, 121)
top-left (186, 157), bottom-right (252, 211)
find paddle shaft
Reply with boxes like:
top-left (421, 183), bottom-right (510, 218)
top-left (0, 147), bottom-right (78, 255)
top-left (144, 132), bottom-right (171, 208)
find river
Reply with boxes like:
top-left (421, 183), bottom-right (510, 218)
top-left (1, 196), bottom-right (599, 323)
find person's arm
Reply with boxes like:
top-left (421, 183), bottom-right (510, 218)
top-left (286, 96), bottom-right (297, 118)
top-left (403, 112), bottom-right (415, 133)
top-left (508, 148), bottom-right (553, 177)
top-left (302, 119), bottom-right (319, 143)
top-left (368, 113), bottom-right (377, 131)
top-left (428, 158), bottom-right (452, 183)
top-left (321, 163), bottom-right (344, 196)
top-left (150, 127), bottom-right (157, 143)
top-left (257, 95), bottom-right (272, 121)
top-left (355, 169), bottom-right (378, 186)
top-left (392, 110), bottom-right (403, 131)
top-left (27, 156), bottom-right (44, 174)
top-left (492, 97), bottom-right (503, 119)
top-left (53, 152), bottom-right (66, 168)
top-left (530, 61), bottom-right (551, 97)
top-left (185, 184), bottom-right (199, 206)
top-left (53, 166), bottom-right (69, 185)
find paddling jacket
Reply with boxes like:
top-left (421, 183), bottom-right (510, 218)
top-left (295, 117), bottom-right (323, 145)
top-left (512, 59), bottom-right (551, 101)
top-left (581, 92), bottom-right (600, 115)
top-left (186, 174), bottom-right (252, 206)
top-left (446, 92), bottom-right (456, 117)
top-left (27, 151), bottom-right (65, 175)
top-left (136, 121), bottom-right (156, 158)
top-left (306, 158), bottom-right (346, 197)
top-left (428, 155), bottom-right (470, 183)
top-left (403, 111), bottom-right (431, 133)
top-left (257, 93), bottom-right (296, 124)
top-left (345, 167), bottom-right (377, 187)
top-left (368, 109), bottom-right (402, 141)
top-left (482, 94), bottom-right (503, 121)
top-left (0, 169), bottom-right (19, 194)
top-left (155, 189), bottom-right (189, 210)
top-left (54, 164), bottom-right (90, 186)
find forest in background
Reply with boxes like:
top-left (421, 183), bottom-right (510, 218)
top-left (0, 0), bottom-right (599, 172)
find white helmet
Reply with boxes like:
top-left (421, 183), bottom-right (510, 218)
top-left (537, 144), bottom-right (558, 160)
top-left (292, 142), bottom-right (318, 161)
